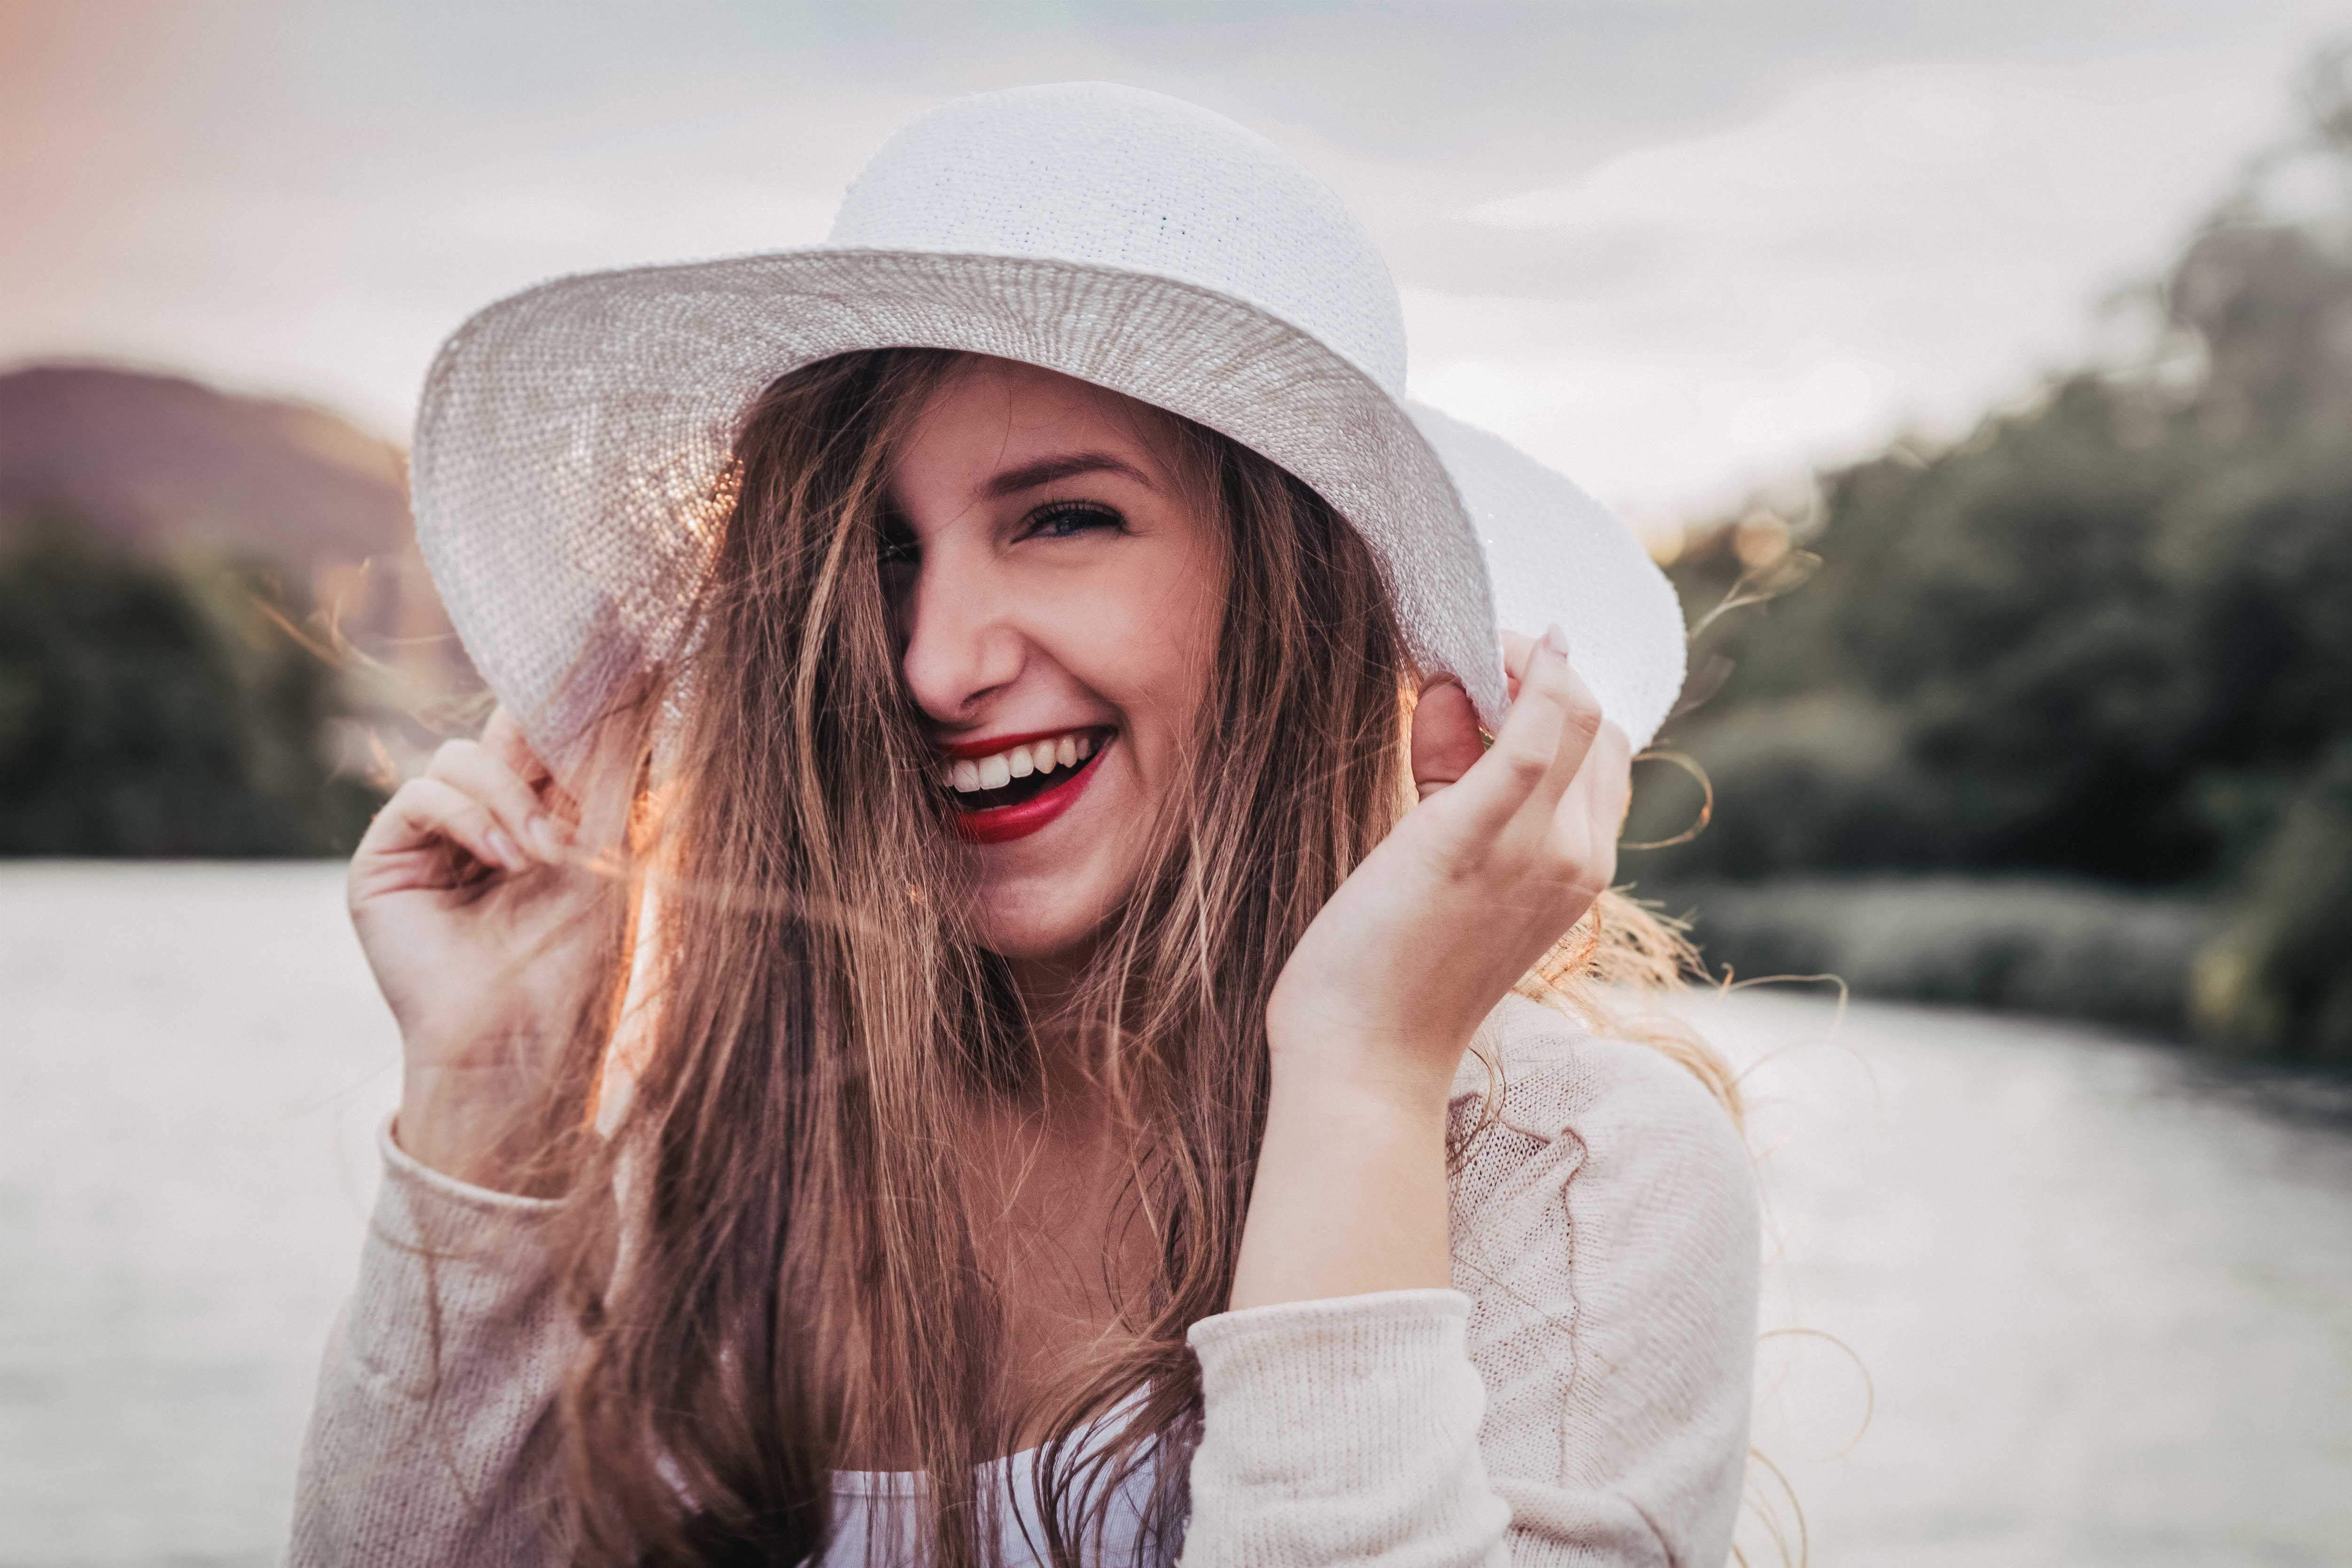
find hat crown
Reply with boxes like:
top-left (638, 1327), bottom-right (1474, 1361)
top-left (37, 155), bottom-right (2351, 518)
top-left (827, 82), bottom-right (1407, 394)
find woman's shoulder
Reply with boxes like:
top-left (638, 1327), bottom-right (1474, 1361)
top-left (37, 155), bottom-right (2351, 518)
top-left (1440, 1003), bottom-right (1759, 1562)
top-left (1444, 991), bottom-right (1757, 1247)
top-left (1451, 992), bottom-right (1748, 1160)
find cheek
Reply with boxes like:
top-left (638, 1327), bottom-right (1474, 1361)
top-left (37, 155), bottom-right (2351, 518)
top-left (1113, 559), bottom-right (1224, 757)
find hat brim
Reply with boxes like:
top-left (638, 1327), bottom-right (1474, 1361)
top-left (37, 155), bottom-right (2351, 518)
top-left (411, 248), bottom-right (1684, 757)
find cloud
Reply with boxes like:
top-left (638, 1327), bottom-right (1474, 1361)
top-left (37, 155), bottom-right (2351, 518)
top-left (1402, 48), bottom-right (2300, 513)
top-left (1, 0), bottom-right (2340, 505)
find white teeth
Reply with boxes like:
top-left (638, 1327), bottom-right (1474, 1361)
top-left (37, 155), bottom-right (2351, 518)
top-left (944, 731), bottom-right (1105, 794)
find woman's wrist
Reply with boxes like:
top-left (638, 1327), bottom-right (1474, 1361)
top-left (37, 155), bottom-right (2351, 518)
top-left (395, 1056), bottom-right (571, 1196)
top-left (1231, 1025), bottom-right (1457, 1310)
top-left (1263, 1014), bottom-right (1463, 1120)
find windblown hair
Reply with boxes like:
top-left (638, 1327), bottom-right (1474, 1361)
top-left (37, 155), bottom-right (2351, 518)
top-left (502, 349), bottom-right (1735, 1568)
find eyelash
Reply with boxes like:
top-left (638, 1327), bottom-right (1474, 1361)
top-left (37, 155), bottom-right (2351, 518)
top-left (876, 501), bottom-right (1125, 570)
top-left (1020, 501), bottom-right (1125, 541)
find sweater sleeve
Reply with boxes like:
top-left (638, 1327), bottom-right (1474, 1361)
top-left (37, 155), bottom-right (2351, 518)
top-left (1182, 1000), bottom-right (1759, 1568)
top-left (285, 1118), bottom-right (579, 1568)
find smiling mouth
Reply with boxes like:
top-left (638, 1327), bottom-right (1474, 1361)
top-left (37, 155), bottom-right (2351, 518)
top-left (937, 727), bottom-right (1113, 844)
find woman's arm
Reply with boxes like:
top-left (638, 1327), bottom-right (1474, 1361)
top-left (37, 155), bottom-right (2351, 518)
top-left (295, 702), bottom-right (640, 1553)
top-left (1183, 1009), bottom-right (1759, 1568)
top-left (1200, 613), bottom-right (1748, 1566)
top-left (1454, 1019), bottom-right (1759, 1565)
top-left (1233, 626), bottom-right (1624, 1310)
top-left (286, 1121), bottom-right (580, 1568)
top-left (292, 702), bottom-right (638, 1558)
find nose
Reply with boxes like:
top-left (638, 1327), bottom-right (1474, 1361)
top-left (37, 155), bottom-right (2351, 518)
top-left (898, 553), bottom-right (1026, 726)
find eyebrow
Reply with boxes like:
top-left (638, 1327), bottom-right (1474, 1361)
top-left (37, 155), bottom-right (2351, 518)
top-left (980, 451), bottom-right (1155, 501)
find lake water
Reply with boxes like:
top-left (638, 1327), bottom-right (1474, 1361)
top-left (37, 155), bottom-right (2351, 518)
top-left (4, 862), bottom-right (2349, 1566)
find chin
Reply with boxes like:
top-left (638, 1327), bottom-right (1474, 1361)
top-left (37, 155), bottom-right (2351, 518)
top-left (953, 751), bottom-right (1150, 967)
top-left (964, 862), bottom-right (1123, 968)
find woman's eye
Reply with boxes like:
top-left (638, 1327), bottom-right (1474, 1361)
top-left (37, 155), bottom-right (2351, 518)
top-left (1023, 502), bottom-right (1124, 541)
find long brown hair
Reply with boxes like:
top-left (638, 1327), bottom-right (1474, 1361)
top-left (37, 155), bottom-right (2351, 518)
top-left (509, 348), bottom-right (1734, 1568)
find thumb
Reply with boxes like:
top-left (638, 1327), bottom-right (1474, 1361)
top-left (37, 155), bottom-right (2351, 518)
top-left (1411, 675), bottom-right (1485, 802)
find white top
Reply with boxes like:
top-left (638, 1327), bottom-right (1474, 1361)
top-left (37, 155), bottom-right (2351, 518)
top-left (823, 1397), bottom-right (1159, 1568)
top-left (287, 994), bottom-right (1760, 1566)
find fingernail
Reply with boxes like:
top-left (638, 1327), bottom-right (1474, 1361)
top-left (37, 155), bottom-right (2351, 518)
top-left (1543, 622), bottom-right (1571, 658)
top-left (487, 827), bottom-right (524, 868)
top-left (529, 816), bottom-right (565, 860)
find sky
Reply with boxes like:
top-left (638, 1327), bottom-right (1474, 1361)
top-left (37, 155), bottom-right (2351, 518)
top-left (3, 0), bottom-right (2344, 523)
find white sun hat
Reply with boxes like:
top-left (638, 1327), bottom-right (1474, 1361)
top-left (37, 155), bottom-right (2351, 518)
top-left (410, 81), bottom-right (1686, 757)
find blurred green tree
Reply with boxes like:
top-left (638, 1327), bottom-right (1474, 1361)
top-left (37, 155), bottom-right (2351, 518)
top-left (0, 519), bottom-right (382, 856)
top-left (2194, 745), bottom-right (2352, 1066)
top-left (1631, 42), bottom-right (2352, 1060)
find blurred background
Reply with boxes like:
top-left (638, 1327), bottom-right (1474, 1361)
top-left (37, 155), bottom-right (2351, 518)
top-left (4, 3), bottom-right (2350, 1564)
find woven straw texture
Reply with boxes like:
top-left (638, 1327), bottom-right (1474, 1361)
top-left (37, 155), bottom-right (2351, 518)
top-left (410, 82), bottom-right (1686, 757)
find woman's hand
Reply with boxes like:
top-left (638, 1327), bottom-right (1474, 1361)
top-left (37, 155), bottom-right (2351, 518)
top-left (347, 706), bottom-right (638, 1192)
top-left (1267, 624), bottom-right (1630, 1097)
top-left (1233, 627), bottom-right (1630, 1308)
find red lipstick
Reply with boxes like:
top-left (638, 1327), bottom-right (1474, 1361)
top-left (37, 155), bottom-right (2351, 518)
top-left (948, 737), bottom-right (1111, 845)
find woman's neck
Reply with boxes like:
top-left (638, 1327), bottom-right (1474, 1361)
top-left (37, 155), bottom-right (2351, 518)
top-left (1005, 949), bottom-right (1113, 1112)
top-left (949, 948), bottom-right (1154, 1440)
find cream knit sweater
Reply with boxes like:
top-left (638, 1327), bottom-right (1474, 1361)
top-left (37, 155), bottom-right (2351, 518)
top-left (288, 994), bottom-right (1760, 1566)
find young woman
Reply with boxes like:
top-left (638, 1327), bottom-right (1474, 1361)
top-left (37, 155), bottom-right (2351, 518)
top-left (293, 84), bottom-right (1758, 1568)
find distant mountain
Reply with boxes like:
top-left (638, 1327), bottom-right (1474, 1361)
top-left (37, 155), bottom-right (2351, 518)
top-left (0, 362), bottom-right (462, 690)
top-left (0, 363), bottom-right (410, 564)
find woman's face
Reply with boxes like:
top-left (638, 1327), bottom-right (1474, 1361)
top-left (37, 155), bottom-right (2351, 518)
top-left (886, 358), bottom-right (1227, 969)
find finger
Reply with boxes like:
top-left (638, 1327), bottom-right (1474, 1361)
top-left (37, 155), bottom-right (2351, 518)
top-left (427, 738), bottom-right (568, 862)
top-left (1551, 720), bottom-right (1631, 887)
top-left (480, 706), bottom-right (550, 792)
top-left (1596, 721), bottom-right (1635, 833)
top-left (1530, 631), bottom-right (1607, 800)
top-left (1501, 630), bottom-right (1536, 702)
top-left (1456, 623), bottom-right (1600, 832)
top-left (535, 682), bottom-right (659, 861)
top-left (1411, 676), bottom-right (1484, 802)
top-left (365, 775), bottom-right (526, 874)
top-left (490, 691), bottom-right (647, 851)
